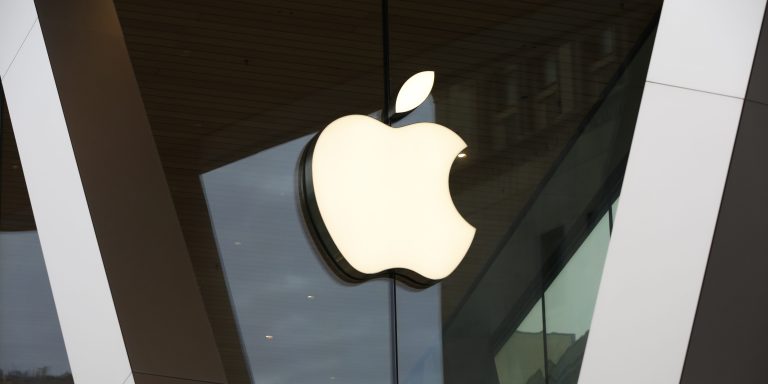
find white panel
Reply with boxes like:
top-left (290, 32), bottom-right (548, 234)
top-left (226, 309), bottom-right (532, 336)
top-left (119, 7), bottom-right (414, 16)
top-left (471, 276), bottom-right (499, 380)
top-left (647, 0), bottom-right (766, 98)
top-left (1, 23), bottom-right (132, 384)
top-left (578, 82), bottom-right (743, 384)
top-left (0, 0), bottom-right (37, 78)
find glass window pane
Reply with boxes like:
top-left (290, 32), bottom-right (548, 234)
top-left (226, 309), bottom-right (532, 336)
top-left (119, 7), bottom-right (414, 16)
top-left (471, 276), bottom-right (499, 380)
top-left (110, 1), bottom-right (663, 383)
top-left (389, 2), bottom-right (661, 383)
top-left (201, 135), bottom-right (393, 384)
top-left (494, 299), bottom-right (546, 384)
top-left (543, 213), bottom-right (611, 383)
top-left (113, 1), bottom-right (393, 382)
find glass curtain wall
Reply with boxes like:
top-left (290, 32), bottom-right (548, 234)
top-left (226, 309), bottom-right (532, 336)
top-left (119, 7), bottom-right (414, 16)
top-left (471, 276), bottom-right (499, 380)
top-left (388, 3), bottom-right (658, 384)
top-left (0, 90), bottom-right (73, 382)
top-left (109, 1), bottom-right (663, 383)
top-left (113, 2), bottom-right (392, 383)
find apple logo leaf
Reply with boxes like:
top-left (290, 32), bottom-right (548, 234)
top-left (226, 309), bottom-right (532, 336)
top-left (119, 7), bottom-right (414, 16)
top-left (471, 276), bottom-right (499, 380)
top-left (395, 71), bottom-right (435, 114)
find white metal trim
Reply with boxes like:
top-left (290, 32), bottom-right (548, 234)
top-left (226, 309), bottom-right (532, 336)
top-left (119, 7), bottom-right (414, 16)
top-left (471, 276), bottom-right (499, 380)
top-left (0, 9), bottom-right (132, 384)
top-left (579, 0), bottom-right (767, 382)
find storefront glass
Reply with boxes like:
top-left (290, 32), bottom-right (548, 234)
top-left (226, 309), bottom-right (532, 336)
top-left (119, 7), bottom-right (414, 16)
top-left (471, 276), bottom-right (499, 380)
top-left (388, 2), bottom-right (658, 383)
top-left (110, 1), bottom-right (664, 383)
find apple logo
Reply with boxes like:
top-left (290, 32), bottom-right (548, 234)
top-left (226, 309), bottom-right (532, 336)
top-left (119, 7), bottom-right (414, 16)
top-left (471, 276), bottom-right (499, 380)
top-left (299, 71), bottom-right (475, 287)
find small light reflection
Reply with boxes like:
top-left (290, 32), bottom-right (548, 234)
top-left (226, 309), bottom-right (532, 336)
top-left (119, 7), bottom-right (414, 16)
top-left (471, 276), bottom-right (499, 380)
top-left (307, 295), bottom-right (315, 300)
top-left (457, 153), bottom-right (467, 158)
top-left (265, 335), bottom-right (274, 341)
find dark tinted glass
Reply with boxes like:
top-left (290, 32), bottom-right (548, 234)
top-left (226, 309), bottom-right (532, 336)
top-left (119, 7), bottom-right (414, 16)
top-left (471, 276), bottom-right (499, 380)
top-left (0, 93), bottom-right (73, 382)
top-left (388, 1), bottom-right (660, 383)
top-left (112, 1), bottom-right (662, 383)
top-left (113, 1), bottom-right (393, 383)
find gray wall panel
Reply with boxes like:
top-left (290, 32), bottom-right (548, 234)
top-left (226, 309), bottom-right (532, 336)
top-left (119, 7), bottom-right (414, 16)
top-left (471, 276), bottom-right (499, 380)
top-left (747, 8), bottom-right (768, 104)
top-left (681, 7), bottom-right (768, 381)
top-left (680, 101), bottom-right (768, 383)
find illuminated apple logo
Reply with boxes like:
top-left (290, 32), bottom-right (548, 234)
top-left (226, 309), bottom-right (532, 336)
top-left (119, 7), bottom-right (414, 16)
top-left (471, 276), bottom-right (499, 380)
top-left (300, 71), bottom-right (475, 287)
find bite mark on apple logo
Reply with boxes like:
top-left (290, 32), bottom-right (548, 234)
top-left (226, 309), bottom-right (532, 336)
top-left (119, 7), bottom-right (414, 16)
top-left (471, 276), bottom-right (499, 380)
top-left (299, 71), bottom-right (475, 287)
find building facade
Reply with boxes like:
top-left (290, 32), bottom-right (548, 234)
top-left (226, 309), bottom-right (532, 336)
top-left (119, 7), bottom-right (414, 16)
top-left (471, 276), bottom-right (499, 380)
top-left (0, 0), bottom-right (766, 383)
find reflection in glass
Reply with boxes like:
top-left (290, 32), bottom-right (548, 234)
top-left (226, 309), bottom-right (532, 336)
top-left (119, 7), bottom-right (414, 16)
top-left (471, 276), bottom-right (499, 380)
top-left (494, 208), bottom-right (613, 384)
top-left (112, 1), bottom-right (387, 380)
top-left (544, 213), bottom-right (611, 383)
top-left (109, 1), bottom-right (664, 383)
top-left (494, 299), bottom-right (545, 384)
top-left (389, 2), bottom-right (661, 383)
top-left (394, 284), bottom-right (444, 384)
top-left (202, 135), bottom-right (393, 384)
top-left (0, 232), bottom-right (72, 381)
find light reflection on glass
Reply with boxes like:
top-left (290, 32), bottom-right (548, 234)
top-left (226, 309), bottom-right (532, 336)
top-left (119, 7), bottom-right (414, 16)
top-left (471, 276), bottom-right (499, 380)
top-left (0, 231), bottom-right (72, 380)
top-left (202, 135), bottom-right (393, 384)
